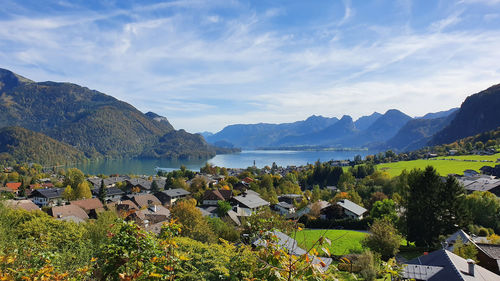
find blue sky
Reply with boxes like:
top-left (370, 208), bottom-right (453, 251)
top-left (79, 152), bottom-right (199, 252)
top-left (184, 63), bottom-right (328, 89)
top-left (1, 0), bottom-right (500, 133)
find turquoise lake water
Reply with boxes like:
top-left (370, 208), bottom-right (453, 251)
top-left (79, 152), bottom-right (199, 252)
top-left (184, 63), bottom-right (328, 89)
top-left (72, 150), bottom-right (375, 175)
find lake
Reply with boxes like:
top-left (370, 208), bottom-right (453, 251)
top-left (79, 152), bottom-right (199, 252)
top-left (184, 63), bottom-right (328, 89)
top-left (71, 150), bottom-right (375, 175)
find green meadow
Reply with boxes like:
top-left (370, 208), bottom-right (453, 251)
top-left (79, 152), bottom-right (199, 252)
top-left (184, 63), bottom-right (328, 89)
top-left (295, 229), bottom-right (368, 256)
top-left (376, 153), bottom-right (500, 177)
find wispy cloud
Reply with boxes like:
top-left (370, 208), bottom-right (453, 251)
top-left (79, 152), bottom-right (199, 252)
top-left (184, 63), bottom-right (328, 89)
top-left (0, 0), bottom-right (499, 132)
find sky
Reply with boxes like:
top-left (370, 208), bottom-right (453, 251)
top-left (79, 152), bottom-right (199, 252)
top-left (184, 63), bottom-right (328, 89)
top-left (1, 0), bottom-right (500, 133)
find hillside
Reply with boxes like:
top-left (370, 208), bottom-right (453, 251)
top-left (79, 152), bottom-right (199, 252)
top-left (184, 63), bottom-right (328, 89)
top-left (429, 84), bottom-right (500, 145)
top-left (383, 110), bottom-right (457, 151)
top-left (0, 68), bottom-right (216, 160)
top-left (0, 126), bottom-right (86, 165)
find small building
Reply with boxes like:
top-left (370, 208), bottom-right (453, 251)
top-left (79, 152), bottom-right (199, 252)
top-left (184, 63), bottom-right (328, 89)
top-left (336, 199), bottom-right (367, 220)
top-left (29, 188), bottom-right (64, 207)
top-left (127, 194), bottom-right (162, 209)
top-left (49, 205), bottom-right (89, 221)
top-left (273, 201), bottom-right (295, 215)
top-left (4, 199), bottom-right (40, 212)
top-left (202, 189), bottom-right (232, 206)
top-left (278, 194), bottom-right (303, 204)
top-left (154, 188), bottom-right (191, 205)
top-left (402, 249), bottom-right (500, 281)
top-left (91, 187), bottom-right (125, 202)
top-left (232, 193), bottom-right (270, 212)
top-left (70, 198), bottom-right (105, 219)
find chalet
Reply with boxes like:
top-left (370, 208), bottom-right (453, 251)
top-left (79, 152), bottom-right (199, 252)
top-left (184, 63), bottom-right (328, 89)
top-left (29, 188), bottom-right (64, 206)
top-left (273, 201), bottom-right (295, 215)
top-left (70, 198), bottom-right (104, 219)
top-left (91, 187), bottom-right (125, 202)
top-left (232, 193), bottom-right (270, 212)
top-left (126, 178), bottom-right (152, 192)
top-left (126, 205), bottom-right (170, 227)
top-left (278, 194), bottom-right (303, 204)
top-left (402, 249), bottom-right (500, 281)
top-left (49, 205), bottom-right (89, 221)
top-left (4, 199), bottom-right (40, 212)
top-left (320, 199), bottom-right (367, 220)
top-left (202, 189), bottom-right (232, 206)
top-left (336, 199), bottom-right (367, 219)
top-left (154, 188), bottom-right (191, 205)
top-left (127, 194), bottom-right (162, 209)
top-left (253, 231), bottom-right (332, 272)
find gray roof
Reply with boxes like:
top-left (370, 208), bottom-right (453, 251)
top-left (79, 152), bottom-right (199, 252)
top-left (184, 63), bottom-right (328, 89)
top-left (30, 188), bottom-right (64, 199)
top-left (336, 199), bottom-right (367, 216)
top-left (457, 176), bottom-right (500, 192)
top-left (91, 187), bottom-right (124, 197)
top-left (253, 231), bottom-right (332, 272)
top-left (126, 178), bottom-right (152, 189)
top-left (197, 206), bottom-right (217, 217)
top-left (445, 229), bottom-right (472, 251)
top-left (404, 249), bottom-right (500, 281)
top-left (275, 201), bottom-right (295, 210)
top-left (233, 194), bottom-right (270, 209)
top-left (161, 188), bottom-right (190, 198)
top-left (476, 243), bottom-right (500, 260)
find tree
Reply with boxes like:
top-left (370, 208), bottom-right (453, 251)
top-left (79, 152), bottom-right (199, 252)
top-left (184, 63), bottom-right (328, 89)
top-left (406, 166), bottom-right (467, 247)
top-left (164, 174), bottom-right (174, 190)
top-left (363, 218), bottom-right (402, 261)
top-left (151, 180), bottom-right (159, 193)
top-left (216, 200), bottom-right (232, 217)
top-left (170, 199), bottom-right (216, 243)
top-left (62, 185), bottom-right (74, 201)
top-left (466, 191), bottom-right (500, 231)
top-left (98, 179), bottom-right (107, 203)
top-left (453, 237), bottom-right (478, 262)
top-left (75, 181), bottom-right (92, 199)
top-left (63, 168), bottom-right (85, 189)
top-left (370, 199), bottom-right (397, 223)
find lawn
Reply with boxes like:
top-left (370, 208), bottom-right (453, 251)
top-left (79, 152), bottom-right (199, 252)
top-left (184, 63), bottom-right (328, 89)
top-left (295, 229), bottom-right (368, 256)
top-left (376, 153), bottom-right (500, 177)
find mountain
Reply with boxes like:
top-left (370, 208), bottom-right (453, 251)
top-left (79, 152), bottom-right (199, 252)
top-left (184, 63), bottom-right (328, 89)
top-left (418, 108), bottom-right (458, 120)
top-left (430, 84), bottom-right (500, 145)
top-left (354, 112), bottom-right (382, 131)
top-left (0, 126), bottom-right (86, 165)
top-left (0, 68), bottom-right (216, 160)
top-left (206, 115), bottom-right (339, 148)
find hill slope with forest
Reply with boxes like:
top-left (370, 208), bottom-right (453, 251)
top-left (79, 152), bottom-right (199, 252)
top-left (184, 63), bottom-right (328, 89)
top-left (0, 68), bottom-right (218, 161)
top-left (0, 126), bottom-right (86, 165)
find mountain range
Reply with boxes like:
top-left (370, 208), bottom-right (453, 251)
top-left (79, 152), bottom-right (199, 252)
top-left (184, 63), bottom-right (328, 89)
top-left (0, 68), bottom-right (233, 165)
top-left (206, 84), bottom-right (500, 152)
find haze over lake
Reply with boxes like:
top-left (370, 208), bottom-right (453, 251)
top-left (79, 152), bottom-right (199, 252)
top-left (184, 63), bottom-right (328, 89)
top-left (72, 150), bottom-right (375, 175)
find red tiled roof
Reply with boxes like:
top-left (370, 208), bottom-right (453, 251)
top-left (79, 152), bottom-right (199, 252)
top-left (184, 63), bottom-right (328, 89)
top-left (6, 182), bottom-right (21, 191)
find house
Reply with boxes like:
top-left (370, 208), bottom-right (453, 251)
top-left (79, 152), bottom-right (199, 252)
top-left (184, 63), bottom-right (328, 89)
top-left (475, 243), bottom-right (500, 275)
top-left (4, 199), bottom-right (40, 212)
top-left (88, 176), bottom-right (126, 188)
top-left (126, 178), bottom-right (162, 192)
top-left (49, 205), bottom-right (89, 221)
top-left (126, 205), bottom-right (170, 227)
top-left (293, 200), bottom-right (331, 219)
top-left (70, 198), bottom-right (104, 219)
top-left (197, 206), bottom-right (218, 218)
top-left (232, 193), bottom-right (270, 212)
top-left (91, 187), bottom-right (125, 202)
top-left (274, 201), bottom-right (295, 215)
top-left (444, 229), bottom-right (474, 251)
top-left (253, 231), bottom-right (332, 272)
top-left (154, 188), bottom-right (191, 205)
top-left (278, 194), bottom-right (303, 204)
top-left (127, 194), bottom-right (162, 209)
top-left (108, 200), bottom-right (139, 214)
top-left (457, 176), bottom-right (500, 196)
top-left (319, 199), bottom-right (367, 220)
top-left (402, 249), bottom-right (500, 281)
top-left (202, 189), bottom-right (232, 206)
top-left (5, 182), bottom-right (21, 193)
top-left (29, 188), bottom-right (64, 206)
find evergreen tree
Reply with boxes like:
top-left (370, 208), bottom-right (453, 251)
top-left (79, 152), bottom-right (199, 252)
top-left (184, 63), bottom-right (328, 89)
top-left (151, 180), bottom-right (159, 193)
top-left (98, 179), bottom-right (107, 203)
top-left (164, 174), bottom-right (174, 190)
top-left (406, 166), bottom-right (467, 247)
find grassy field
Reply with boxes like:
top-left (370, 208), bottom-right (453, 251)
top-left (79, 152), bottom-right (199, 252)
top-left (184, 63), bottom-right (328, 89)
top-left (376, 153), bottom-right (500, 177)
top-left (295, 229), bottom-right (368, 256)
